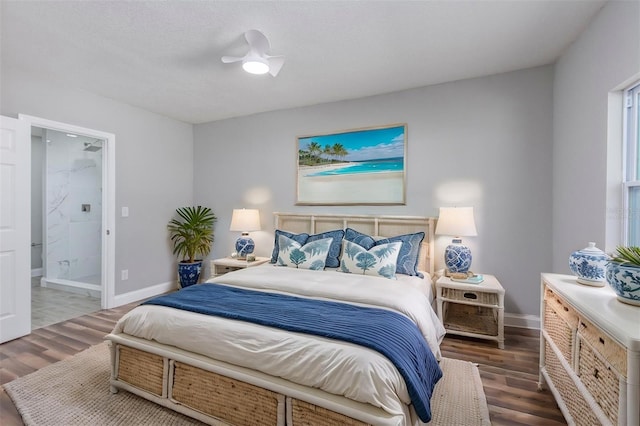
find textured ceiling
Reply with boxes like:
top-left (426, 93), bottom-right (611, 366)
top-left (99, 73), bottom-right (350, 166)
top-left (1, 1), bottom-right (606, 124)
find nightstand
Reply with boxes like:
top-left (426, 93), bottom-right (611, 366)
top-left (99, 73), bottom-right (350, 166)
top-left (210, 257), bottom-right (270, 279)
top-left (436, 274), bottom-right (505, 349)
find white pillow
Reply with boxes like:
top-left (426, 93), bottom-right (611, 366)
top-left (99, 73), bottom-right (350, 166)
top-left (339, 240), bottom-right (402, 279)
top-left (276, 235), bottom-right (333, 270)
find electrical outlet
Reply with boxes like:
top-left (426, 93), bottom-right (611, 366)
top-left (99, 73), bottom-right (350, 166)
top-left (121, 269), bottom-right (128, 281)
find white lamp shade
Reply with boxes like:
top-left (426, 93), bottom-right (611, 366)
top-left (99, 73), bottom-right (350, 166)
top-left (230, 209), bottom-right (261, 232)
top-left (435, 207), bottom-right (477, 237)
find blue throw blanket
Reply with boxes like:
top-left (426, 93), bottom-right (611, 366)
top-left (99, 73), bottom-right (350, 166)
top-left (143, 283), bottom-right (442, 422)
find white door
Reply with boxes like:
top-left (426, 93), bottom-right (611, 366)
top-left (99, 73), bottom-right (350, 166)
top-left (0, 115), bottom-right (30, 343)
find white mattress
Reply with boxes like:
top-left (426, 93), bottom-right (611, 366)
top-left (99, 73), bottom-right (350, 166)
top-left (111, 265), bottom-right (445, 426)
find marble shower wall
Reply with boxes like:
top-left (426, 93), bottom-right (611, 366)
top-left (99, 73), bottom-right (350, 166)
top-left (45, 129), bottom-right (102, 282)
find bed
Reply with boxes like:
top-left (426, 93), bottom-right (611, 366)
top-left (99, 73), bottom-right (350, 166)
top-left (106, 213), bottom-right (446, 426)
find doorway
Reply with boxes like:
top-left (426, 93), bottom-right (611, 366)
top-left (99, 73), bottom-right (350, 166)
top-left (21, 115), bottom-right (116, 315)
top-left (30, 127), bottom-right (104, 328)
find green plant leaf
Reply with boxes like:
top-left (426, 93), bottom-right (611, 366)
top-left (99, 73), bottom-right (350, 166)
top-left (610, 246), bottom-right (640, 266)
top-left (167, 206), bottom-right (217, 263)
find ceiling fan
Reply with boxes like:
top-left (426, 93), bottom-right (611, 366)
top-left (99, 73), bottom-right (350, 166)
top-left (221, 29), bottom-right (285, 77)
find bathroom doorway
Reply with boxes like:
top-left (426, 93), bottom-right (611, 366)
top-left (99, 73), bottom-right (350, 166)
top-left (30, 127), bottom-right (103, 328)
top-left (22, 114), bottom-right (116, 328)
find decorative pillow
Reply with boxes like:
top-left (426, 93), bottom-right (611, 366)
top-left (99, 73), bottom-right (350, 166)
top-left (306, 229), bottom-right (345, 268)
top-left (270, 229), bottom-right (345, 268)
top-left (340, 240), bottom-right (402, 279)
top-left (276, 235), bottom-right (333, 270)
top-left (270, 230), bottom-right (309, 263)
top-left (344, 228), bottom-right (425, 277)
top-left (344, 227), bottom-right (376, 249)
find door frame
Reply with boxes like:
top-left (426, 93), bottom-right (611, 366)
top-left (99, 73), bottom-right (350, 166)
top-left (19, 114), bottom-right (116, 309)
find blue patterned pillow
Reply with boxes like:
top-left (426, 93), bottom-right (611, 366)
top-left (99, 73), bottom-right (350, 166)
top-left (306, 229), bottom-right (344, 268)
top-left (270, 230), bottom-right (309, 263)
top-left (340, 240), bottom-right (402, 279)
top-left (270, 229), bottom-right (344, 268)
top-left (276, 235), bottom-right (333, 270)
top-left (345, 228), bottom-right (425, 277)
top-left (344, 227), bottom-right (375, 249)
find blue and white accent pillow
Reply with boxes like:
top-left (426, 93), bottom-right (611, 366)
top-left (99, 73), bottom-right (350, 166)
top-left (276, 235), bottom-right (333, 270)
top-left (340, 240), bottom-right (402, 279)
top-left (270, 229), bottom-right (344, 268)
top-left (270, 230), bottom-right (309, 263)
top-left (344, 228), bottom-right (425, 278)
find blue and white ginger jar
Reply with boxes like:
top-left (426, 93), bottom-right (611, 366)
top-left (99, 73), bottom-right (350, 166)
top-left (569, 242), bottom-right (609, 286)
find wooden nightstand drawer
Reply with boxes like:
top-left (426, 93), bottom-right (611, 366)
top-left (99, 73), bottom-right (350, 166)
top-left (209, 257), bottom-right (270, 279)
top-left (214, 265), bottom-right (239, 275)
top-left (441, 287), bottom-right (499, 306)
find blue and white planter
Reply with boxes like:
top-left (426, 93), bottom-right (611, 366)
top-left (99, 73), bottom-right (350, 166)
top-left (569, 242), bottom-right (609, 287)
top-left (606, 262), bottom-right (640, 306)
top-left (178, 261), bottom-right (202, 288)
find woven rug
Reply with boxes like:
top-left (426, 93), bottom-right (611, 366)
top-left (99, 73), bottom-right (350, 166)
top-left (4, 343), bottom-right (490, 425)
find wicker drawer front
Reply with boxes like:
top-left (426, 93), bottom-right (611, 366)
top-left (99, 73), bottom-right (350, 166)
top-left (441, 288), bottom-right (498, 305)
top-left (116, 345), bottom-right (165, 396)
top-left (289, 398), bottom-right (371, 426)
top-left (578, 318), bottom-right (627, 378)
top-left (544, 302), bottom-right (576, 363)
top-left (171, 361), bottom-right (282, 426)
top-left (578, 338), bottom-right (622, 424)
top-left (544, 342), bottom-right (600, 425)
top-left (544, 287), bottom-right (579, 328)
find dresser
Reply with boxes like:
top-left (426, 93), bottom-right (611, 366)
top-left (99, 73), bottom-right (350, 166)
top-left (539, 273), bottom-right (640, 425)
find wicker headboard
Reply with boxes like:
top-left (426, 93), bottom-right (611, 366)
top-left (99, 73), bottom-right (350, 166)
top-left (273, 212), bottom-right (436, 276)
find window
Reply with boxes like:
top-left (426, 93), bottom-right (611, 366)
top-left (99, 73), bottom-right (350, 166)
top-left (624, 82), bottom-right (640, 245)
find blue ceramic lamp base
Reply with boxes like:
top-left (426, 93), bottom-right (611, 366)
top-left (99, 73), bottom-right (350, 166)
top-left (444, 239), bottom-right (473, 274)
top-left (235, 234), bottom-right (255, 259)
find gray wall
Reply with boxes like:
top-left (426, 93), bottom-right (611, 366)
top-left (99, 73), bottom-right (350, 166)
top-left (1, 68), bottom-right (194, 295)
top-left (553, 0), bottom-right (640, 271)
top-left (194, 66), bottom-right (554, 317)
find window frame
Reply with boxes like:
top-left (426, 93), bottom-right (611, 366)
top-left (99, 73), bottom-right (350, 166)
top-left (623, 82), bottom-right (640, 246)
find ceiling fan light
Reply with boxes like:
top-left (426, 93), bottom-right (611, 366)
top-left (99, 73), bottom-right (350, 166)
top-left (242, 58), bottom-right (269, 75)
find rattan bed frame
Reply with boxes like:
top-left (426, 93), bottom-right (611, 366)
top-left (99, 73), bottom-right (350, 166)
top-left (107, 213), bottom-right (437, 426)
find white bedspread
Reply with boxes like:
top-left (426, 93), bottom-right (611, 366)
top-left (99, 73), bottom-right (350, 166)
top-left (111, 265), bottom-right (446, 426)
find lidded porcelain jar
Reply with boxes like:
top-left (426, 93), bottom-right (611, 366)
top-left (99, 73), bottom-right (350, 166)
top-left (569, 242), bottom-right (609, 286)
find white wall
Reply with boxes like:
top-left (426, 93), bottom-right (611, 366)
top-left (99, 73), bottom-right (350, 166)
top-left (1, 68), bottom-right (194, 296)
top-left (194, 66), bottom-right (554, 317)
top-left (553, 0), bottom-right (640, 271)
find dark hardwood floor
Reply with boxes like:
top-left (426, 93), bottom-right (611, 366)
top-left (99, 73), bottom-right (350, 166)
top-left (1, 304), bottom-right (566, 425)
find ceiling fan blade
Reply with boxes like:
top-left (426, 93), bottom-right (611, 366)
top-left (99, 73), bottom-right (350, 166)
top-left (221, 55), bottom-right (244, 64)
top-left (267, 55), bottom-right (285, 77)
top-left (244, 29), bottom-right (270, 55)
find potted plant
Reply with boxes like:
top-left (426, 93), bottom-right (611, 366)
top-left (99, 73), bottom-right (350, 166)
top-left (605, 246), bottom-right (640, 306)
top-left (168, 206), bottom-right (217, 288)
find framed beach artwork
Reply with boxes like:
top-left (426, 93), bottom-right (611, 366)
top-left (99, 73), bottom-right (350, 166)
top-left (296, 123), bottom-right (407, 205)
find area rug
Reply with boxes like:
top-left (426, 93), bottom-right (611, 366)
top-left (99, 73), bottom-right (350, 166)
top-left (3, 343), bottom-right (490, 425)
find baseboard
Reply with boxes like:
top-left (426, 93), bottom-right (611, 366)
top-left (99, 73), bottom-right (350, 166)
top-left (113, 281), bottom-right (178, 307)
top-left (31, 268), bottom-right (43, 277)
top-left (504, 312), bottom-right (540, 330)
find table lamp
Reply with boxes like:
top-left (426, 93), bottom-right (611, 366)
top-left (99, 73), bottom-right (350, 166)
top-left (230, 209), bottom-right (261, 259)
top-left (435, 207), bottom-right (478, 275)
